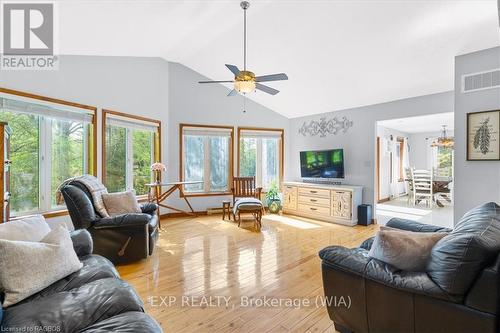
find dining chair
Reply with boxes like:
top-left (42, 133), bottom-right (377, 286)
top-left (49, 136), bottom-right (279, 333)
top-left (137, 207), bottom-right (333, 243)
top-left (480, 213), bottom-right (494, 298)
top-left (411, 169), bottom-right (433, 208)
top-left (433, 168), bottom-right (453, 206)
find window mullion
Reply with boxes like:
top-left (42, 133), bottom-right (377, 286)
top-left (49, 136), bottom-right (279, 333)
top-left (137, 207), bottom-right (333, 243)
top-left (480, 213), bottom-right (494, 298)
top-left (204, 137), bottom-right (210, 192)
top-left (256, 139), bottom-right (263, 188)
top-left (83, 125), bottom-right (88, 174)
top-left (126, 129), bottom-right (133, 191)
top-left (40, 118), bottom-right (52, 211)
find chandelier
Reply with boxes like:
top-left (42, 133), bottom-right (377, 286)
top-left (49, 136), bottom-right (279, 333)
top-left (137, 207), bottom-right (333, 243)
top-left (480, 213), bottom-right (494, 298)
top-left (431, 125), bottom-right (454, 148)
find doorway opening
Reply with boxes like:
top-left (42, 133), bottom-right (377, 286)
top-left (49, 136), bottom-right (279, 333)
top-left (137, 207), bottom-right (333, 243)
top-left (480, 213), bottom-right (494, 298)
top-left (375, 112), bottom-right (454, 228)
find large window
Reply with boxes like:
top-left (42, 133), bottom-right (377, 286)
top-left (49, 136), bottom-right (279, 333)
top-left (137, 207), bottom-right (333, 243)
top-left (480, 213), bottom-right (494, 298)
top-left (180, 124), bottom-right (233, 195)
top-left (0, 88), bottom-right (96, 216)
top-left (238, 128), bottom-right (283, 190)
top-left (103, 110), bottom-right (161, 196)
top-left (431, 145), bottom-right (454, 177)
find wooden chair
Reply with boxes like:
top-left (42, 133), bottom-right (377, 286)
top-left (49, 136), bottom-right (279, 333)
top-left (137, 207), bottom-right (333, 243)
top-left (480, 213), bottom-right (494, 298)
top-left (231, 177), bottom-right (264, 228)
top-left (411, 169), bottom-right (433, 208)
top-left (432, 168), bottom-right (453, 206)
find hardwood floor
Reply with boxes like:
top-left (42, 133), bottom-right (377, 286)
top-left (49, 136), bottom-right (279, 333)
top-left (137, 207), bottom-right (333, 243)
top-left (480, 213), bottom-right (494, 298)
top-left (117, 213), bottom-right (378, 333)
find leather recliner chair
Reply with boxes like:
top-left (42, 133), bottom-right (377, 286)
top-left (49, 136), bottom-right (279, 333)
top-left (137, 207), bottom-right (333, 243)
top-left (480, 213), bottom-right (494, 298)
top-left (319, 202), bottom-right (500, 333)
top-left (61, 179), bottom-right (159, 264)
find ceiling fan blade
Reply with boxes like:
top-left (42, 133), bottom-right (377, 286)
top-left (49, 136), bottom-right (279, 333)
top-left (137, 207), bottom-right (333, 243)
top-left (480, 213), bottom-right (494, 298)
top-left (227, 89), bottom-right (238, 96)
top-left (198, 80), bottom-right (234, 84)
top-left (255, 73), bottom-right (288, 82)
top-left (225, 64), bottom-right (241, 76)
top-left (256, 83), bottom-right (279, 95)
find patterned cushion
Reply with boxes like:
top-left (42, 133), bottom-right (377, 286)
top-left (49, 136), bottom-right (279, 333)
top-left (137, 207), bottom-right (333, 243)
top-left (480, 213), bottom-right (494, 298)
top-left (233, 198), bottom-right (263, 215)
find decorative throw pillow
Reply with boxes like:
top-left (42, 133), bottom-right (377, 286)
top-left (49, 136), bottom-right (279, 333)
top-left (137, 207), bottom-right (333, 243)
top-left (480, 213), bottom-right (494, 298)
top-left (101, 191), bottom-right (141, 217)
top-left (0, 225), bottom-right (83, 307)
top-left (0, 214), bottom-right (50, 242)
top-left (368, 226), bottom-right (448, 271)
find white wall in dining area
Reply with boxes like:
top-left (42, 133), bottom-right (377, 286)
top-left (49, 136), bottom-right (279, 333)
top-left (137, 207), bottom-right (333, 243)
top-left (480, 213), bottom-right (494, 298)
top-left (454, 46), bottom-right (500, 220)
top-left (376, 125), bottom-right (411, 200)
top-left (409, 130), bottom-right (455, 170)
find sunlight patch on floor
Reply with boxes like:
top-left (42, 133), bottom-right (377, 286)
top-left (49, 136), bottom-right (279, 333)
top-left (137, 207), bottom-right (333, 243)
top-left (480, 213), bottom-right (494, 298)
top-left (377, 203), bottom-right (432, 216)
top-left (376, 210), bottom-right (424, 221)
top-left (264, 214), bottom-right (322, 229)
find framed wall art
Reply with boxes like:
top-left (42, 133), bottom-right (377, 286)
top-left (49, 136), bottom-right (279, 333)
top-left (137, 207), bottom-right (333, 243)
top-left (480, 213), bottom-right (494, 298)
top-left (467, 109), bottom-right (500, 161)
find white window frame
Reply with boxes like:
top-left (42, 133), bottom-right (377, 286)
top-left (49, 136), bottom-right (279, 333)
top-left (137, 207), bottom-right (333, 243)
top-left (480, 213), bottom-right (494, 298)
top-left (238, 128), bottom-right (283, 191)
top-left (428, 140), bottom-right (455, 177)
top-left (41, 117), bottom-right (90, 211)
top-left (180, 124), bottom-right (233, 196)
top-left (0, 90), bottom-right (95, 216)
top-left (103, 110), bottom-right (161, 196)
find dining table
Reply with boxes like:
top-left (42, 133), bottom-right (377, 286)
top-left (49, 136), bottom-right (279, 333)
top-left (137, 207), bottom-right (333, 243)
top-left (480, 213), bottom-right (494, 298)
top-left (406, 176), bottom-right (453, 207)
top-left (432, 176), bottom-right (453, 207)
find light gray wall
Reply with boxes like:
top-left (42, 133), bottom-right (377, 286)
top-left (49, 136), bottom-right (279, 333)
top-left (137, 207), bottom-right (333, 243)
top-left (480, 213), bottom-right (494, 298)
top-left (454, 46), bottom-right (500, 220)
top-left (3, 49), bottom-right (495, 227)
top-left (409, 130), bottom-right (454, 170)
top-left (166, 62), bottom-right (290, 211)
top-left (289, 92), bottom-right (454, 208)
top-left (0, 55), bottom-right (170, 228)
top-left (376, 125), bottom-right (411, 199)
top-left (0, 56), bottom-right (290, 227)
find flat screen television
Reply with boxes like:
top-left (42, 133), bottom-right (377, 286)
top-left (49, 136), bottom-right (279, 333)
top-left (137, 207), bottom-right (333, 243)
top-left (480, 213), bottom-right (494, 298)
top-left (300, 149), bottom-right (345, 179)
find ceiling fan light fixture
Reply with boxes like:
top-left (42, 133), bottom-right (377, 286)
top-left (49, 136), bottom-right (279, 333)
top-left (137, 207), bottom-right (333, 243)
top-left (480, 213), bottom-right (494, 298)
top-left (197, 1), bottom-right (288, 96)
top-left (234, 80), bottom-right (256, 93)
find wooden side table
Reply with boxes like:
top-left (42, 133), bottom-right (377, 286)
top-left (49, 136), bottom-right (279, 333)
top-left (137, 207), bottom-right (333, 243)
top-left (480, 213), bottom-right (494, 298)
top-left (222, 201), bottom-right (231, 220)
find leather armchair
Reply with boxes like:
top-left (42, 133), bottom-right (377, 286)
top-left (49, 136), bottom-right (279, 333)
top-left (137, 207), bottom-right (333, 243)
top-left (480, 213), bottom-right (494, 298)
top-left (61, 180), bottom-right (159, 264)
top-left (320, 203), bottom-right (500, 333)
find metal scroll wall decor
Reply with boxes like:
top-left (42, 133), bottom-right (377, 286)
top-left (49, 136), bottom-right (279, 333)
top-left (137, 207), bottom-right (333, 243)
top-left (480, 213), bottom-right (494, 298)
top-left (298, 116), bottom-right (353, 137)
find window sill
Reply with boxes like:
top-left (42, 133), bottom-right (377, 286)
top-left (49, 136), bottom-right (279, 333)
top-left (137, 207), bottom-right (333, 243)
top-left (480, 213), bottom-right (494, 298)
top-left (8, 194), bottom-right (151, 221)
top-left (181, 191), bottom-right (232, 198)
top-left (9, 209), bottom-right (69, 221)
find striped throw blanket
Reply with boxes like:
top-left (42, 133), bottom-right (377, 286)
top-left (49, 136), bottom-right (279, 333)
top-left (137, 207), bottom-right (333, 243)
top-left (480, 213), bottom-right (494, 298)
top-left (233, 198), bottom-right (264, 215)
top-left (57, 175), bottom-right (110, 217)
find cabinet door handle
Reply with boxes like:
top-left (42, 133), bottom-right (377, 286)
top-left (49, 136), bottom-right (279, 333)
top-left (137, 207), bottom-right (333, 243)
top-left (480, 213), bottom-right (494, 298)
top-left (310, 190), bottom-right (317, 194)
top-left (310, 207), bottom-right (317, 211)
top-left (310, 199), bottom-right (317, 202)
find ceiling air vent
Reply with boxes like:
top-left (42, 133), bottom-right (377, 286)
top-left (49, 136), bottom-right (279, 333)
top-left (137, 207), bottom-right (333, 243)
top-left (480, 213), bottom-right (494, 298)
top-left (462, 68), bottom-right (500, 93)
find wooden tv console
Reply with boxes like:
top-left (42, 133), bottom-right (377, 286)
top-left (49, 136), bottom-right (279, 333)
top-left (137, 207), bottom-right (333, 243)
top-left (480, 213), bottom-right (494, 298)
top-left (282, 181), bottom-right (363, 226)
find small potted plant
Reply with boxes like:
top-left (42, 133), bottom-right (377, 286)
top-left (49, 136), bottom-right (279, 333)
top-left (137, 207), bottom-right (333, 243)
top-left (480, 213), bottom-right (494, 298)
top-left (265, 181), bottom-right (282, 214)
top-left (150, 162), bottom-right (166, 183)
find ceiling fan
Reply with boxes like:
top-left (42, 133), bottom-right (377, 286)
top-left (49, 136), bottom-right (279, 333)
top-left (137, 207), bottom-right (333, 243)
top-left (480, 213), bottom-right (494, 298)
top-left (198, 1), bottom-right (288, 96)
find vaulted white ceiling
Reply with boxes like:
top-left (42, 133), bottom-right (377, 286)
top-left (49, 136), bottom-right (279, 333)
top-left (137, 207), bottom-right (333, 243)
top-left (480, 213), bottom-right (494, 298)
top-left (58, 0), bottom-right (500, 118)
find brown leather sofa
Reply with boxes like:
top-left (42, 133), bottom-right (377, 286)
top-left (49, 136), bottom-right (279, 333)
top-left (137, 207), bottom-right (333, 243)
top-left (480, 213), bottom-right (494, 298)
top-left (319, 202), bottom-right (500, 333)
